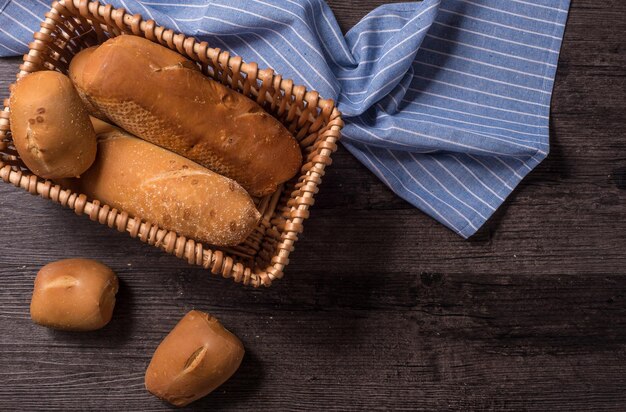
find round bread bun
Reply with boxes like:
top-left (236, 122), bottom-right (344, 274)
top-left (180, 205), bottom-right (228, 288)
top-left (30, 258), bottom-right (119, 331)
top-left (9, 70), bottom-right (97, 179)
top-left (145, 310), bottom-right (245, 406)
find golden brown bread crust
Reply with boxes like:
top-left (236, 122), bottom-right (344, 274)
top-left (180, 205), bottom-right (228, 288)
top-left (145, 310), bottom-right (244, 407)
top-left (30, 258), bottom-right (118, 331)
top-left (68, 46), bottom-right (108, 120)
top-left (89, 115), bottom-right (119, 135)
top-left (62, 128), bottom-right (260, 247)
top-left (9, 71), bottom-right (97, 179)
top-left (70, 35), bottom-right (302, 196)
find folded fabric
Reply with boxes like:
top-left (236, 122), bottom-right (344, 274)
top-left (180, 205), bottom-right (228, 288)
top-left (0, 0), bottom-right (570, 238)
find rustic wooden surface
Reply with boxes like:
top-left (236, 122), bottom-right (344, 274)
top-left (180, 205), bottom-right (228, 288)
top-left (1, 0), bottom-right (626, 410)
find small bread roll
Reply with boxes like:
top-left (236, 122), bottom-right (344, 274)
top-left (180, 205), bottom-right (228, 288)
top-left (9, 71), bottom-right (97, 179)
top-left (30, 259), bottom-right (119, 331)
top-left (145, 310), bottom-right (245, 407)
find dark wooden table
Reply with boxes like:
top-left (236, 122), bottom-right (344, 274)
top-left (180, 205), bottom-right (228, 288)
top-left (1, 1), bottom-right (625, 410)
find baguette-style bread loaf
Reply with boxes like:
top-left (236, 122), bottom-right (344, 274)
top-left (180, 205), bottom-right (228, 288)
top-left (70, 36), bottom-right (303, 196)
top-left (9, 70), bottom-right (97, 179)
top-left (63, 128), bottom-right (260, 247)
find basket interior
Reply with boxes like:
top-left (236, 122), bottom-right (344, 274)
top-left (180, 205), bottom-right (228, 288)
top-left (0, 0), bottom-right (342, 287)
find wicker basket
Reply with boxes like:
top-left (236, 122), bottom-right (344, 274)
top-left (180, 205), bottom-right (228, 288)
top-left (0, 0), bottom-right (342, 287)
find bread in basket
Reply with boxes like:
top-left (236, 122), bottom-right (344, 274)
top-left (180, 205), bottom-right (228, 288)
top-left (0, 0), bottom-right (342, 287)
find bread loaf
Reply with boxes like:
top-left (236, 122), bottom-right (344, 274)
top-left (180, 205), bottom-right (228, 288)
top-left (30, 258), bottom-right (118, 331)
top-left (70, 36), bottom-right (303, 196)
top-left (62, 128), bottom-right (260, 247)
top-left (145, 310), bottom-right (244, 407)
top-left (9, 70), bottom-right (97, 179)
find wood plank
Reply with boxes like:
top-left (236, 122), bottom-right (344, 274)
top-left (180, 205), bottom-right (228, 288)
top-left (1, 269), bottom-right (625, 410)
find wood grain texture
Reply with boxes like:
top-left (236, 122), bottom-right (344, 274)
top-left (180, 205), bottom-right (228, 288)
top-left (1, 0), bottom-right (626, 410)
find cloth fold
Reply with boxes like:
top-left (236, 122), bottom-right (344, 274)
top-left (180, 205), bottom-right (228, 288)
top-left (0, 0), bottom-right (571, 238)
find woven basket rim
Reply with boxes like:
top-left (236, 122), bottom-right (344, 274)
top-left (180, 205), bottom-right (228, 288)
top-left (0, 0), bottom-right (343, 287)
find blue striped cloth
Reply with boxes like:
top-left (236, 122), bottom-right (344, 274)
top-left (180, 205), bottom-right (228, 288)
top-left (0, 0), bottom-right (570, 238)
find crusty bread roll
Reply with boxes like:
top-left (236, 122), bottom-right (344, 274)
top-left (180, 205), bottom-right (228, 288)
top-left (69, 35), bottom-right (302, 196)
top-left (62, 128), bottom-right (260, 247)
top-left (145, 310), bottom-right (244, 407)
top-left (9, 70), bottom-right (97, 179)
top-left (30, 258), bottom-right (118, 331)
